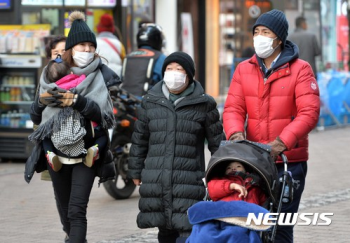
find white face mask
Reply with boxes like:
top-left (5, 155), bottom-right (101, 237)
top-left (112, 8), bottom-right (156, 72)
top-left (253, 35), bottom-right (279, 59)
top-left (72, 49), bottom-right (95, 67)
top-left (163, 71), bottom-right (187, 92)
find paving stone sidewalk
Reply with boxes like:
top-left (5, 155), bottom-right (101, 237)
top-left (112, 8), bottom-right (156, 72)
top-left (1, 127), bottom-right (349, 243)
top-left (97, 127), bottom-right (350, 243)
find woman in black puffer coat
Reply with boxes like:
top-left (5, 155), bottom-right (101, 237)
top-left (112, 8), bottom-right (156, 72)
top-left (128, 51), bottom-right (224, 243)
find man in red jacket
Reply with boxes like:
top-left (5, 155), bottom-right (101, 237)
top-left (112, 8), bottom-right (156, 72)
top-left (223, 9), bottom-right (320, 243)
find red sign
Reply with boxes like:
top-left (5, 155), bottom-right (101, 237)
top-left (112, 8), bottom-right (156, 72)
top-left (336, 14), bottom-right (348, 71)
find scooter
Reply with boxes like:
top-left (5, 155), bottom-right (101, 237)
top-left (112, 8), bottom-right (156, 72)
top-left (104, 87), bottom-right (141, 199)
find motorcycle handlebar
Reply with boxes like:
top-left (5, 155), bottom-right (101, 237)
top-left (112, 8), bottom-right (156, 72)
top-left (109, 85), bottom-right (142, 105)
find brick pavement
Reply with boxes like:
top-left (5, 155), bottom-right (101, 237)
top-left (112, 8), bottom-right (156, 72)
top-left (1, 127), bottom-right (350, 243)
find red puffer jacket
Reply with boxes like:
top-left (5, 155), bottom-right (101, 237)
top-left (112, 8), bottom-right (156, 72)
top-left (223, 41), bottom-right (320, 163)
top-left (208, 173), bottom-right (266, 206)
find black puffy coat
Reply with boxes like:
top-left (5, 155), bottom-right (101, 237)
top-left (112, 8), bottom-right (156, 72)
top-left (128, 81), bottom-right (224, 231)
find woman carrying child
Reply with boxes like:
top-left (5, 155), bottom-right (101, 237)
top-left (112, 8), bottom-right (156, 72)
top-left (28, 11), bottom-right (115, 243)
top-left (35, 55), bottom-right (107, 171)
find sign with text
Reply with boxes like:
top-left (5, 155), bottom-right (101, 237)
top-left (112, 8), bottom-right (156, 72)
top-left (0, 0), bottom-right (11, 9)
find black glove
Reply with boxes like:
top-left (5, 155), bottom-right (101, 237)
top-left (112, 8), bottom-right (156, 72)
top-left (39, 87), bottom-right (67, 107)
top-left (46, 87), bottom-right (68, 107)
top-left (47, 87), bottom-right (67, 97)
top-left (56, 91), bottom-right (77, 107)
top-left (39, 92), bottom-right (54, 106)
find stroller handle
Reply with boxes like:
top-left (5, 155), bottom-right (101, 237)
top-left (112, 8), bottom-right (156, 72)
top-left (280, 153), bottom-right (288, 172)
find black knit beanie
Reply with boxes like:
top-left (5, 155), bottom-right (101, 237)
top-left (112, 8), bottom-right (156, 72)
top-left (162, 51), bottom-right (195, 83)
top-left (252, 9), bottom-right (289, 46)
top-left (65, 11), bottom-right (97, 50)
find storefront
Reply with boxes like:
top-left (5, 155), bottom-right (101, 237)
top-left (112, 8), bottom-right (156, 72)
top-left (0, 0), bottom-right (157, 159)
top-left (0, 0), bottom-right (157, 55)
top-left (204, 0), bottom-right (324, 98)
top-left (203, 0), bottom-right (272, 98)
top-left (0, 21), bottom-right (50, 159)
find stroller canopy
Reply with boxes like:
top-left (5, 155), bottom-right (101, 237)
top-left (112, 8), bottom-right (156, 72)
top-left (206, 140), bottom-right (280, 205)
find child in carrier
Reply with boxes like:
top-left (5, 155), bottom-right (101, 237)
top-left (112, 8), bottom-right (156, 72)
top-left (186, 141), bottom-right (279, 243)
top-left (35, 55), bottom-right (107, 171)
top-left (207, 161), bottom-right (267, 206)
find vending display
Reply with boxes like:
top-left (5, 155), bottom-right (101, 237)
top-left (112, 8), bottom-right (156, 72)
top-left (0, 54), bottom-right (42, 159)
top-left (0, 74), bottom-right (35, 128)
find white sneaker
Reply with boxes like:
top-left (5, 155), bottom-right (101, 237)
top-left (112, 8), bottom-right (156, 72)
top-left (84, 145), bottom-right (99, 167)
top-left (46, 151), bottom-right (62, 172)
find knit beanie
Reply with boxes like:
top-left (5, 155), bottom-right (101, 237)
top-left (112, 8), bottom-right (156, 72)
top-left (97, 13), bottom-right (115, 33)
top-left (65, 11), bottom-right (97, 50)
top-left (162, 51), bottom-right (195, 83)
top-left (252, 9), bottom-right (289, 46)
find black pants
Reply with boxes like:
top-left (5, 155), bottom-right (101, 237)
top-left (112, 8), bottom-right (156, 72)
top-left (274, 161), bottom-right (307, 243)
top-left (48, 162), bottom-right (96, 243)
top-left (158, 228), bottom-right (190, 243)
top-left (158, 228), bottom-right (179, 243)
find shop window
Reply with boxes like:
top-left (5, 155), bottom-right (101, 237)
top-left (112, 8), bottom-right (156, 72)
top-left (42, 9), bottom-right (60, 35)
top-left (22, 12), bottom-right (40, 25)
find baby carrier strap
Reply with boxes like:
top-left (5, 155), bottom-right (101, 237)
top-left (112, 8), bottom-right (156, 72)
top-left (246, 172), bottom-right (262, 186)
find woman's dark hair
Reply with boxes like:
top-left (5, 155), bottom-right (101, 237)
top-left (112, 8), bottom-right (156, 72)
top-left (45, 57), bottom-right (71, 83)
top-left (45, 35), bottom-right (67, 59)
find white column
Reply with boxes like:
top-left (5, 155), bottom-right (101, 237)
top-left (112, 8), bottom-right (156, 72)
top-left (155, 0), bottom-right (178, 54)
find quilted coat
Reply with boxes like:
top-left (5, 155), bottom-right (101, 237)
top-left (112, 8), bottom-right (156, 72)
top-left (207, 172), bottom-right (267, 206)
top-left (128, 81), bottom-right (224, 231)
top-left (223, 40), bottom-right (320, 163)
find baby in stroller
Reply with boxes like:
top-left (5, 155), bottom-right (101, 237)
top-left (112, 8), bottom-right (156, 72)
top-left (208, 161), bottom-right (267, 206)
top-left (186, 141), bottom-right (282, 243)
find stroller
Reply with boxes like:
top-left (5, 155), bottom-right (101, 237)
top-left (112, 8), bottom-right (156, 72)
top-left (186, 140), bottom-right (293, 243)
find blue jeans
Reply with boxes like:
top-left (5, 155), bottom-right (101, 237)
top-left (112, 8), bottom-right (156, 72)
top-left (48, 162), bottom-right (96, 243)
top-left (274, 161), bottom-right (307, 243)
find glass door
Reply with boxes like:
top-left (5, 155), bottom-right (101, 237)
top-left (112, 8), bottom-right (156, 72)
top-left (0, 68), bottom-right (36, 129)
top-left (0, 54), bottom-right (41, 159)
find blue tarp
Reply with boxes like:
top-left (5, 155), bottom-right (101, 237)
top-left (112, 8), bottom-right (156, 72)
top-left (317, 71), bottom-right (350, 127)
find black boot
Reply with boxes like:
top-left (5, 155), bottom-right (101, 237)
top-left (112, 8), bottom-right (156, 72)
top-left (64, 235), bottom-right (87, 243)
